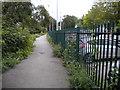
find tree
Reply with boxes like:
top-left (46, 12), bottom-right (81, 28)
top-left (2, 2), bottom-right (32, 29)
top-left (83, 2), bottom-right (120, 26)
top-left (28, 17), bottom-right (46, 34)
top-left (62, 15), bottom-right (78, 29)
top-left (2, 2), bottom-right (34, 54)
top-left (33, 5), bottom-right (52, 28)
top-left (76, 15), bottom-right (84, 27)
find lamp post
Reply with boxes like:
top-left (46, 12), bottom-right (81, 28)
top-left (52, 12), bottom-right (54, 31)
top-left (60, 12), bottom-right (62, 30)
top-left (56, 0), bottom-right (58, 30)
top-left (48, 0), bottom-right (51, 31)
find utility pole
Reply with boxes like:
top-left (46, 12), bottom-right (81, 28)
top-left (52, 12), bottom-right (54, 31)
top-left (56, 0), bottom-right (58, 30)
top-left (52, 19), bottom-right (54, 31)
top-left (60, 12), bottom-right (62, 30)
top-left (48, 0), bottom-right (51, 31)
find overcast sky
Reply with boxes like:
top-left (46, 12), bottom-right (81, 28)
top-left (31, 0), bottom-right (95, 21)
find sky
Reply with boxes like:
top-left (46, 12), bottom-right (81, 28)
top-left (31, 0), bottom-right (95, 21)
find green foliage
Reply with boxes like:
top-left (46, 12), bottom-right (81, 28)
top-left (62, 15), bottom-right (78, 29)
top-left (83, 2), bottom-right (120, 26)
top-left (2, 44), bottom-right (34, 73)
top-left (47, 34), bottom-right (97, 88)
top-left (52, 44), bottom-right (63, 57)
top-left (2, 26), bottom-right (35, 72)
top-left (62, 45), bottom-right (76, 66)
top-left (29, 18), bottom-right (46, 34)
top-left (61, 44), bottom-right (96, 88)
top-left (1, 2), bottom-right (50, 73)
top-left (2, 49), bottom-right (31, 73)
top-left (2, 2), bottom-right (32, 28)
top-left (1, 2), bottom-right (47, 73)
top-left (108, 67), bottom-right (119, 89)
top-left (32, 33), bottom-right (46, 39)
top-left (2, 2), bottom-right (50, 34)
top-left (2, 26), bottom-right (33, 55)
top-left (68, 64), bottom-right (96, 88)
top-left (2, 28), bottom-right (46, 73)
top-left (114, 20), bottom-right (120, 30)
top-left (33, 5), bottom-right (52, 28)
top-left (76, 18), bottom-right (84, 27)
top-left (47, 34), bottom-right (63, 57)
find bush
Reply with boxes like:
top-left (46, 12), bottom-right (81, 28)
top-left (47, 34), bottom-right (63, 57)
top-left (47, 33), bottom-right (97, 88)
top-left (67, 61), bottom-right (96, 88)
top-left (2, 26), bottom-right (35, 73)
top-left (62, 48), bottom-right (96, 88)
top-left (32, 33), bottom-right (46, 39)
top-left (62, 44), bottom-right (97, 88)
top-left (1, 2), bottom-right (47, 73)
top-left (2, 26), bottom-right (34, 55)
top-left (2, 47), bottom-right (33, 73)
top-left (52, 44), bottom-right (63, 57)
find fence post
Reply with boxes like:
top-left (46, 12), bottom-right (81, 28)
top-left (76, 28), bottom-right (79, 61)
top-left (63, 31), bottom-right (66, 49)
top-left (55, 31), bottom-right (57, 44)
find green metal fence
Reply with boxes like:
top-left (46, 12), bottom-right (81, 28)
top-left (48, 28), bottom-right (79, 49)
top-left (48, 23), bottom-right (120, 89)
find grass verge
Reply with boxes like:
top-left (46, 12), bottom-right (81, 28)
top-left (47, 34), bottom-right (97, 89)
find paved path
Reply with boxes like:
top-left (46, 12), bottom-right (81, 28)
top-left (3, 35), bottom-right (70, 88)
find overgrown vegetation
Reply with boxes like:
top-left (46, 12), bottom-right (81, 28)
top-left (1, 2), bottom-right (48, 73)
top-left (47, 34), bottom-right (63, 57)
top-left (32, 33), bottom-right (46, 39)
top-left (47, 1), bottom-right (120, 89)
top-left (2, 31), bottom-right (45, 73)
top-left (47, 34), bottom-right (97, 88)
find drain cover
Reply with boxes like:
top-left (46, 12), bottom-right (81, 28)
top-left (39, 52), bottom-right (44, 54)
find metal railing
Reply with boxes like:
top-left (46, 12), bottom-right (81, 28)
top-left (48, 22), bottom-right (120, 89)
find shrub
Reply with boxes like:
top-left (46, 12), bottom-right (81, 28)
top-left (2, 26), bottom-right (34, 55)
top-left (2, 26), bottom-right (35, 73)
top-left (67, 62), bottom-right (96, 88)
top-left (52, 44), bottom-right (63, 57)
top-left (47, 34), bottom-right (63, 57)
top-left (47, 33), bottom-right (97, 88)
top-left (32, 33), bottom-right (46, 39)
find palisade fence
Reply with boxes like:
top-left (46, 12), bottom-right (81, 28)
top-left (48, 22), bottom-right (120, 89)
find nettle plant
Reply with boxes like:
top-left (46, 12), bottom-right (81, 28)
top-left (108, 67), bottom-right (119, 88)
top-left (114, 20), bottom-right (120, 30)
top-left (62, 33), bottom-right (77, 65)
top-left (107, 58), bottom-right (119, 89)
top-left (61, 33), bottom-right (97, 88)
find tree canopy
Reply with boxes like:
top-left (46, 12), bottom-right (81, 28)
top-left (82, 2), bottom-right (120, 26)
top-left (2, 2), bottom-right (32, 29)
top-left (33, 5), bottom-right (52, 28)
top-left (2, 2), bottom-right (52, 56)
top-left (62, 15), bottom-right (78, 29)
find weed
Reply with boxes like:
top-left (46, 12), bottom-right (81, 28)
top-left (47, 33), bottom-right (97, 89)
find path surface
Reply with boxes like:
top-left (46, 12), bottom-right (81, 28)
top-left (3, 35), bottom-right (70, 88)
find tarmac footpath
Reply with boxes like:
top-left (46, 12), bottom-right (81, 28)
top-left (2, 35), bottom-right (70, 88)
